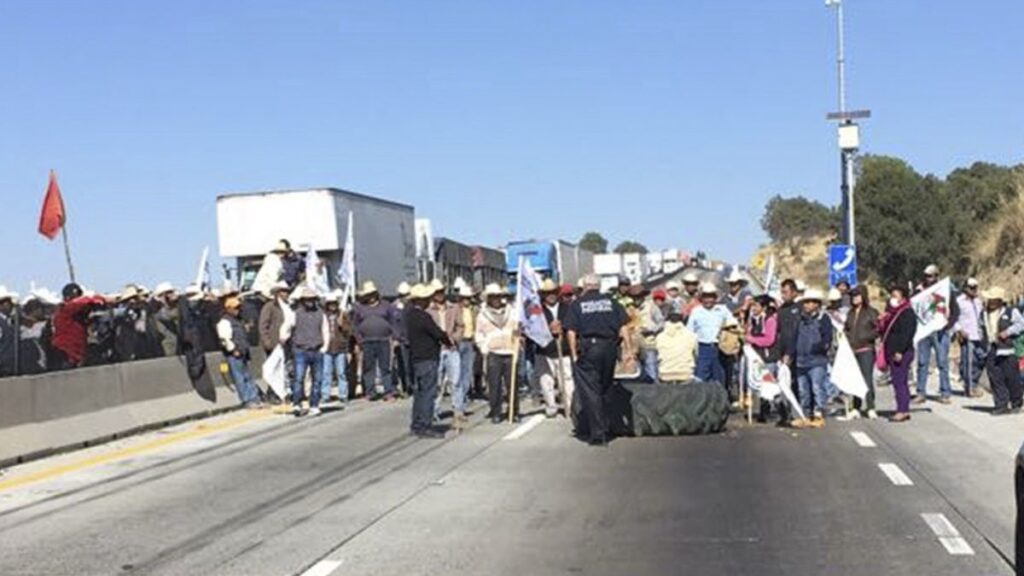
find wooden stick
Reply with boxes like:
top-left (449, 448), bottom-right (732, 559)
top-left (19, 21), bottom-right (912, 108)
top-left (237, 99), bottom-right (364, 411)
top-left (508, 335), bottom-right (520, 424)
top-left (61, 222), bottom-right (76, 284)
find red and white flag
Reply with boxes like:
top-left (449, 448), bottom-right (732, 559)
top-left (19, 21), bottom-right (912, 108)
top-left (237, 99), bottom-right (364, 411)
top-left (38, 170), bottom-right (66, 240)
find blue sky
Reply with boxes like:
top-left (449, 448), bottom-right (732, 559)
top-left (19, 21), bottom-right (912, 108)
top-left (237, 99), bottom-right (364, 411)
top-left (1, 0), bottom-right (1021, 293)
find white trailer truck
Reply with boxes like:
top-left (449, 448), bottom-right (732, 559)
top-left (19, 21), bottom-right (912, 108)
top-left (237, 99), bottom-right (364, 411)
top-left (216, 188), bottom-right (417, 297)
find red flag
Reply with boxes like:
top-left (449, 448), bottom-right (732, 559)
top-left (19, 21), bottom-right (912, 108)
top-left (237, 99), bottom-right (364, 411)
top-left (38, 170), bottom-right (66, 240)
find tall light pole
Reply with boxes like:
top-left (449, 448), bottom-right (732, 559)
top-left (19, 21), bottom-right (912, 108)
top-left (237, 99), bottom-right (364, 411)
top-left (825, 0), bottom-right (869, 248)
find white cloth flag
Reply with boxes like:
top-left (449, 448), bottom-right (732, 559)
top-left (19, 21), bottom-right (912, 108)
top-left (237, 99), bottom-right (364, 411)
top-left (337, 210), bottom-right (356, 306)
top-left (743, 345), bottom-right (781, 401)
top-left (194, 246), bottom-right (211, 291)
top-left (261, 345), bottom-right (287, 399)
top-left (911, 277), bottom-right (952, 345)
top-left (830, 335), bottom-right (869, 399)
top-left (776, 364), bottom-right (807, 422)
top-left (251, 252), bottom-right (282, 297)
top-left (516, 258), bottom-right (553, 348)
top-left (304, 242), bottom-right (331, 295)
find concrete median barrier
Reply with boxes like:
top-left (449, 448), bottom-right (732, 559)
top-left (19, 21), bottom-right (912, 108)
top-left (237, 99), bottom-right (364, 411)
top-left (0, 351), bottom-right (265, 467)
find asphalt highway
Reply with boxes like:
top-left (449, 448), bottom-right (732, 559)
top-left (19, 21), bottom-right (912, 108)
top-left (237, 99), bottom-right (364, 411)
top-left (0, 390), bottom-right (1016, 576)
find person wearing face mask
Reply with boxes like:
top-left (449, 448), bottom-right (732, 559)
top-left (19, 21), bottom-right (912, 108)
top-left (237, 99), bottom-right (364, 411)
top-left (880, 286), bottom-right (917, 423)
top-left (980, 287), bottom-right (1024, 416)
top-left (285, 287), bottom-right (331, 416)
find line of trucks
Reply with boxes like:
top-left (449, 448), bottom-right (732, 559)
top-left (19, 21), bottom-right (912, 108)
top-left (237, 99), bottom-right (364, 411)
top-left (215, 188), bottom-right (599, 296)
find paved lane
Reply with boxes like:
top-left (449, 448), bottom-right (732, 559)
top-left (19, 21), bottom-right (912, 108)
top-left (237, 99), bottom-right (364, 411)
top-left (0, 395), bottom-right (1015, 575)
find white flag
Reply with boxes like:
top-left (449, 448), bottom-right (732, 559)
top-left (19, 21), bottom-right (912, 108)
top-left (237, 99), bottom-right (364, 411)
top-left (776, 364), bottom-right (807, 422)
top-left (194, 246), bottom-right (211, 291)
top-left (337, 211), bottom-right (356, 305)
top-left (743, 345), bottom-right (781, 401)
top-left (251, 252), bottom-right (282, 297)
top-left (304, 242), bottom-right (330, 295)
top-left (515, 257), bottom-right (553, 348)
top-left (829, 335), bottom-right (868, 399)
top-left (911, 277), bottom-right (952, 345)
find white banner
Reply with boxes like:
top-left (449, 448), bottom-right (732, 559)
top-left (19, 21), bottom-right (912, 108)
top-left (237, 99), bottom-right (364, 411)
top-left (743, 345), bottom-right (781, 401)
top-left (337, 210), bottom-right (356, 306)
top-left (304, 242), bottom-right (330, 295)
top-left (516, 257), bottom-right (553, 348)
top-left (194, 246), bottom-right (211, 291)
top-left (829, 335), bottom-right (868, 399)
top-left (911, 277), bottom-right (952, 345)
top-left (777, 364), bottom-right (806, 422)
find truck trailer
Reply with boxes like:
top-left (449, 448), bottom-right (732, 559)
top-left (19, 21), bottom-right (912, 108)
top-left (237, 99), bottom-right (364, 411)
top-left (216, 188), bottom-right (417, 297)
top-left (504, 240), bottom-right (594, 288)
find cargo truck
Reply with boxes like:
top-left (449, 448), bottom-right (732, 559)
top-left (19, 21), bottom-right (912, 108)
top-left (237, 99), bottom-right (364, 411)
top-left (504, 240), bottom-right (594, 288)
top-left (216, 188), bottom-right (417, 297)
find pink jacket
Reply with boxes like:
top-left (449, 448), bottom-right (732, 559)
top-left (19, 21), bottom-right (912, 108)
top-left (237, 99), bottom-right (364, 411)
top-left (745, 314), bottom-right (777, 349)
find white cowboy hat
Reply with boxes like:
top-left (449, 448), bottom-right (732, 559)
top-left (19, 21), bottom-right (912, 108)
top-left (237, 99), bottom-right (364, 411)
top-left (0, 286), bottom-right (18, 302)
top-left (153, 282), bottom-right (175, 297)
top-left (699, 282), bottom-right (718, 296)
top-left (483, 283), bottom-right (507, 298)
top-left (396, 281), bottom-right (412, 296)
top-left (726, 270), bottom-right (745, 284)
top-left (324, 291), bottom-right (340, 303)
top-left (827, 287), bottom-right (842, 302)
top-left (453, 277), bottom-right (468, 290)
top-left (357, 281), bottom-right (379, 297)
top-left (294, 286), bottom-right (320, 301)
top-left (682, 272), bottom-right (700, 284)
top-left (410, 283), bottom-right (434, 300)
top-left (458, 285), bottom-right (477, 298)
top-left (428, 278), bottom-right (445, 293)
top-left (272, 240), bottom-right (289, 253)
top-left (924, 264), bottom-right (939, 276)
top-left (665, 280), bottom-right (682, 291)
top-left (799, 288), bottom-right (825, 303)
top-left (795, 279), bottom-right (807, 293)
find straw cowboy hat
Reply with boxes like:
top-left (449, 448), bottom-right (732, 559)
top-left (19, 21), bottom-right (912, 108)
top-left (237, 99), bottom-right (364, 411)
top-left (458, 285), bottom-right (477, 299)
top-left (482, 283), bottom-right (507, 298)
top-left (983, 286), bottom-right (1007, 302)
top-left (118, 285), bottom-right (141, 302)
top-left (827, 287), bottom-right (843, 302)
top-left (410, 283), bottom-right (434, 300)
top-left (799, 288), bottom-right (825, 303)
top-left (699, 282), bottom-right (718, 296)
top-left (396, 281), bottom-right (412, 297)
top-left (682, 272), bottom-right (700, 284)
top-left (324, 291), bottom-right (341, 303)
top-left (357, 281), bottom-right (379, 298)
top-left (428, 278), bottom-right (445, 293)
top-left (539, 278), bottom-right (558, 293)
top-left (665, 280), bottom-right (682, 292)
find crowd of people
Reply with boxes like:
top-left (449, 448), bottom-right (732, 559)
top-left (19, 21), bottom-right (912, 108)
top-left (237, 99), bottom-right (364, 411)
top-left (3, 245), bottom-right (1022, 443)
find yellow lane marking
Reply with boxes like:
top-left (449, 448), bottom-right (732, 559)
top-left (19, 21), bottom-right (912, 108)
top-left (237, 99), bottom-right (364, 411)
top-left (0, 409), bottom-right (277, 493)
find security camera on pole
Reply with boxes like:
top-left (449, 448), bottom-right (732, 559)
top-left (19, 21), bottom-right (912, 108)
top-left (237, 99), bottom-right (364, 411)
top-left (825, 0), bottom-right (870, 248)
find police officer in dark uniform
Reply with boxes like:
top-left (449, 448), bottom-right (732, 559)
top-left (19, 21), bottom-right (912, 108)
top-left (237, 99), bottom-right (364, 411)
top-left (564, 274), bottom-right (629, 446)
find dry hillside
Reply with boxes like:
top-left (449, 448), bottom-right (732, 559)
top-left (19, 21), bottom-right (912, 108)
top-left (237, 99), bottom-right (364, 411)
top-left (749, 235), bottom-right (831, 291)
top-left (971, 193), bottom-right (1024, 296)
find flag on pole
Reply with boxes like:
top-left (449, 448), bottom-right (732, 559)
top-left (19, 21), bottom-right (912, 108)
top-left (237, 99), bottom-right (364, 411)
top-left (829, 335), bottom-right (869, 399)
top-left (911, 277), bottom-right (951, 345)
top-left (194, 246), bottom-right (211, 291)
top-left (304, 242), bottom-right (330, 295)
top-left (743, 345), bottom-right (781, 401)
top-left (38, 170), bottom-right (66, 240)
top-left (251, 252), bottom-right (282, 297)
top-left (337, 211), bottom-right (356, 306)
top-left (515, 257), bottom-right (553, 348)
top-left (776, 363), bottom-right (806, 421)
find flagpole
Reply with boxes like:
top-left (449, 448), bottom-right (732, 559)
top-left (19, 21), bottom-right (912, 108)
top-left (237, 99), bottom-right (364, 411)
top-left (61, 222), bottom-right (76, 284)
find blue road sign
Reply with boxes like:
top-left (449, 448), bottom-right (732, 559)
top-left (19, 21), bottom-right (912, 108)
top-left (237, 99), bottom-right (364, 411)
top-left (828, 244), bottom-right (857, 288)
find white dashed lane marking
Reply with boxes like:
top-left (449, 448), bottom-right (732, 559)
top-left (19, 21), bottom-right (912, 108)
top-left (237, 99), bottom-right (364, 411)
top-left (503, 414), bottom-right (546, 440)
top-left (297, 559), bottom-right (342, 576)
top-left (849, 431), bottom-right (876, 447)
top-left (878, 463), bottom-right (914, 486)
top-left (921, 513), bottom-right (976, 556)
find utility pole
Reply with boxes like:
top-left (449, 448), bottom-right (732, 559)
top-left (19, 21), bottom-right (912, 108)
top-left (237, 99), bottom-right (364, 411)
top-left (825, 0), bottom-right (869, 248)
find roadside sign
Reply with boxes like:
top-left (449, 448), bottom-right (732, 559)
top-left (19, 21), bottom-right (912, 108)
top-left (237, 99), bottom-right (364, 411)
top-left (828, 244), bottom-right (857, 287)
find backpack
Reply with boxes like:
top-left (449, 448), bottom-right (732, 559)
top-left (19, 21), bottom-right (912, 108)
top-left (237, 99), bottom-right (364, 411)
top-left (718, 326), bottom-right (742, 356)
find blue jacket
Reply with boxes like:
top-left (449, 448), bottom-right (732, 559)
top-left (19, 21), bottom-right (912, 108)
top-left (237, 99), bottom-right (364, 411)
top-left (795, 311), bottom-right (832, 369)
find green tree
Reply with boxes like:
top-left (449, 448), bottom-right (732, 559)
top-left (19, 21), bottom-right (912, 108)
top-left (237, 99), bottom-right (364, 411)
top-left (760, 195), bottom-right (839, 244)
top-left (854, 155), bottom-right (958, 285)
top-left (578, 231), bottom-right (609, 254)
top-left (614, 241), bottom-right (649, 254)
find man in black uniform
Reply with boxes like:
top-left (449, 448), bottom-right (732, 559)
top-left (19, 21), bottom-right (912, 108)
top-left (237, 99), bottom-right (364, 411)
top-left (565, 274), bottom-right (629, 446)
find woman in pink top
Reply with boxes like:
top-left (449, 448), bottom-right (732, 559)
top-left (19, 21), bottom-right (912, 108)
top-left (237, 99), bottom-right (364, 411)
top-left (745, 295), bottom-right (780, 423)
